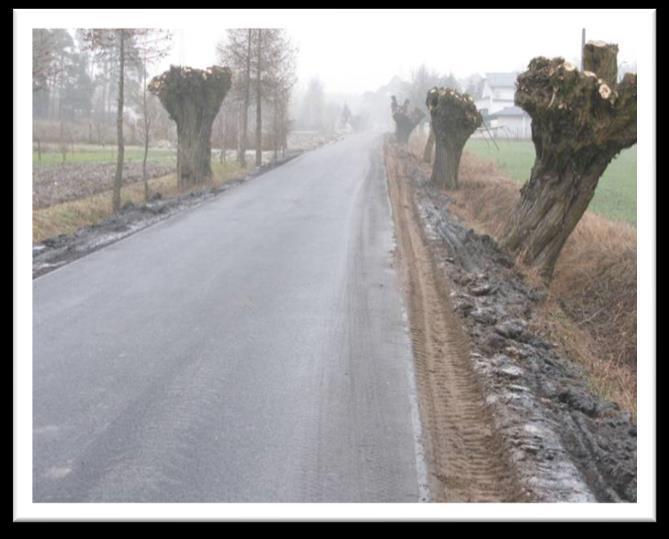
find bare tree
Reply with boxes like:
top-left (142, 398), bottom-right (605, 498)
top-left (149, 66), bottom-right (232, 189)
top-left (501, 42), bottom-right (636, 280)
top-left (217, 29), bottom-right (253, 166)
top-left (255, 29), bottom-right (263, 166)
top-left (135, 30), bottom-right (172, 201)
top-left (425, 87), bottom-right (481, 189)
top-left (32, 29), bottom-right (63, 93)
top-left (81, 29), bottom-right (145, 213)
top-left (266, 34), bottom-right (297, 161)
top-left (391, 96), bottom-right (424, 144)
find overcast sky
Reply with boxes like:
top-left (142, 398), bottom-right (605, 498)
top-left (145, 10), bottom-right (648, 96)
top-left (49, 9), bottom-right (650, 96)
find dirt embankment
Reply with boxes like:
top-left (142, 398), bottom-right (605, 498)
top-left (384, 139), bottom-right (636, 502)
top-left (409, 133), bottom-right (637, 416)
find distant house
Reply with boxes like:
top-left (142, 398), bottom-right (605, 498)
top-left (490, 105), bottom-right (532, 139)
top-left (474, 72), bottom-right (532, 139)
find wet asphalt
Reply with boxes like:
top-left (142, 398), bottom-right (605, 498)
top-left (33, 131), bottom-right (427, 502)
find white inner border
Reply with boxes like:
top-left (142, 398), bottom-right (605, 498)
top-left (14, 8), bottom-right (656, 521)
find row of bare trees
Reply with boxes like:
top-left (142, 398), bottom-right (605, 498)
top-left (33, 27), bottom-right (299, 215)
top-left (78, 29), bottom-right (172, 213)
top-left (392, 41), bottom-right (637, 281)
top-left (33, 29), bottom-right (174, 212)
top-left (216, 29), bottom-right (297, 167)
top-left (141, 29), bottom-right (297, 193)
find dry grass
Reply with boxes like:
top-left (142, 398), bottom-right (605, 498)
top-left (33, 162), bottom-right (248, 244)
top-left (408, 129), bottom-right (637, 418)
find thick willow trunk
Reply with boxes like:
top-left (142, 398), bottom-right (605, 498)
top-left (422, 123), bottom-right (435, 163)
top-left (431, 138), bottom-right (464, 189)
top-left (501, 43), bottom-right (636, 280)
top-left (176, 119), bottom-right (214, 189)
top-left (426, 87), bottom-right (481, 190)
top-left (391, 96), bottom-right (424, 144)
top-left (394, 122), bottom-right (413, 144)
top-left (583, 41), bottom-right (618, 85)
top-left (431, 139), bottom-right (447, 187)
top-left (149, 65), bottom-right (232, 190)
top-left (502, 154), bottom-right (611, 278)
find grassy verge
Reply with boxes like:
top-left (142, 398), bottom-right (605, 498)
top-left (463, 139), bottom-right (637, 225)
top-left (33, 160), bottom-right (248, 244)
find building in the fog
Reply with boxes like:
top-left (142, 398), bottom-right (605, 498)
top-left (489, 105), bottom-right (532, 139)
top-left (474, 72), bottom-right (532, 139)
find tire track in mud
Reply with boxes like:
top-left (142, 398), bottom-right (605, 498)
top-left (385, 147), bottom-right (523, 502)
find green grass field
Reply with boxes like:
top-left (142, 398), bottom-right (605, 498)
top-left (464, 139), bottom-right (637, 226)
top-left (33, 144), bottom-right (177, 166)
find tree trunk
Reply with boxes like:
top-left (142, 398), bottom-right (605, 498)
top-left (426, 88), bottom-right (481, 190)
top-left (102, 58), bottom-right (109, 120)
top-left (391, 96), bottom-right (424, 144)
top-left (143, 125), bottom-right (149, 202)
top-left (502, 155), bottom-right (611, 278)
top-left (583, 41), bottom-right (618, 85)
top-left (431, 139), bottom-right (447, 188)
top-left (431, 138), bottom-right (463, 189)
top-left (176, 118), bottom-right (214, 189)
top-left (237, 29), bottom-right (252, 167)
top-left (447, 140), bottom-right (463, 188)
top-left (142, 57), bottom-right (149, 203)
top-left (423, 123), bottom-right (435, 163)
top-left (149, 65), bottom-right (232, 191)
top-left (500, 47), bottom-right (636, 280)
top-left (60, 119), bottom-right (66, 163)
top-left (112, 30), bottom-right (125, 213)
top-left (255, 29), bottom-right (263, 167)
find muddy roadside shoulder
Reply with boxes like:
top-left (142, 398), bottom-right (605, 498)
top-left (32, 152), bottom-right (303, 279)
top-left (383, 137), bottom-right (636, 503)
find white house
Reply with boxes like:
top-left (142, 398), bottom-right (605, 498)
top-left (474, 72), bottom-right (532, 140)
top-left (490, 105), bottom-right (532, 139)
top-left (475, 72), bottom-right (517, 116)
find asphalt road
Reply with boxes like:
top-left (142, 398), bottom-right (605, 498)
top-left (33, 131), bottom-right (427, 502)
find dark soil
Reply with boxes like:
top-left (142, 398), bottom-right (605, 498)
top-left (33, 162), bottom-right (176, 209)
top-left (394, 142), bottom-right (636, 502)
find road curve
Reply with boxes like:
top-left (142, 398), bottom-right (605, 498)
top-left (33, 131), bottom-right (427, 502)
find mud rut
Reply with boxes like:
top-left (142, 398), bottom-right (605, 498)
top-left (385, 150), bottom-right (522, 502)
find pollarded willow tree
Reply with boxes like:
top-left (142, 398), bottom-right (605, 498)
top-left (149, 65), bottom-right (232, 189)
top-left (500, 42), bottom-right (636, 280)
top-left (422, 125), bottom-right (435, 163)
top-left (391, 96), bottom-right (425, 144)
top-left (426, 87), bottom-right (482, 189)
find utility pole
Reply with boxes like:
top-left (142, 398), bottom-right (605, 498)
top-left (581, 28), bottom-right (586, 70)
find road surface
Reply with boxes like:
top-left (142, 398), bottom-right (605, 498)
top-left (33, 131), bottom-right (428, 502)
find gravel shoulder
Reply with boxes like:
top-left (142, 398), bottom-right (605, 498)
top-left (384, 138), bottom-right (636, 502)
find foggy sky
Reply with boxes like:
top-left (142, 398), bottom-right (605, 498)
top-left (152, 10), bottom-right (647, 96)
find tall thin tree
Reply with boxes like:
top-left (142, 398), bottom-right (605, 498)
top-left (255, 29), bottom-right (263, 167)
